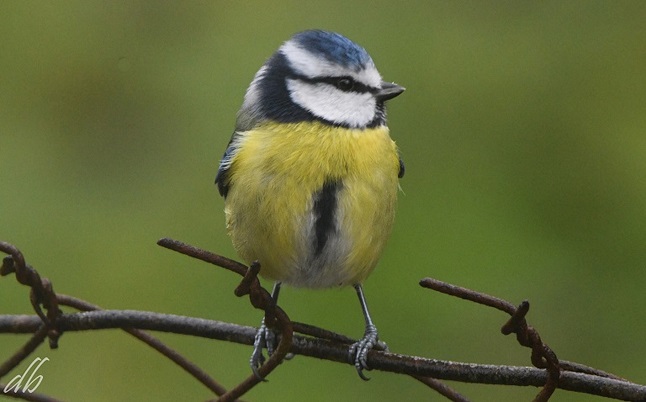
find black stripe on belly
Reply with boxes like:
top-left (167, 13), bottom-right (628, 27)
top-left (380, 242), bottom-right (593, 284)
top-left (312, 179), bottom-right (342, 256)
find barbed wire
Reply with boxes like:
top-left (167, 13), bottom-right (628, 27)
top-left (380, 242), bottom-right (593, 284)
top-left (1, 240), bottom-right (645, 401)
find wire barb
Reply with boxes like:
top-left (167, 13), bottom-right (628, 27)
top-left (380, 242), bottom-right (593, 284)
top-left (2, 239), bottom-right (645, 401)
top-left (1, 242), bottom-right (62, 349)
top-left (420, 278), bottom-right (560, 401)
top-left (218, 262), bottom-right (293, 401)
top-left (1, 241), bottom-right (228, 400)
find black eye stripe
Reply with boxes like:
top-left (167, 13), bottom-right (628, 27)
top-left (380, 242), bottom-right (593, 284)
top-left (290, 74), bottom-right (375, 94)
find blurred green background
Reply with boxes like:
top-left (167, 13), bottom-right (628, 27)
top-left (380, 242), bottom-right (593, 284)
top-left (1, 2), bottom-right (645, 401)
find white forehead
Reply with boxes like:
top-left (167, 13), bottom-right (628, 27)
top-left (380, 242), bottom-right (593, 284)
top-left (280, 40), bottom-right (382, 88)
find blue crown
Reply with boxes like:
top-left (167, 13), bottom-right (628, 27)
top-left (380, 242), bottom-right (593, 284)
top-left (291, 30), bottom-right (373, 71)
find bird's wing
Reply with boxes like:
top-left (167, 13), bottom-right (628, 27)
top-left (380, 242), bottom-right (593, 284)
top-left (214, 131), bottom-right (241, 198)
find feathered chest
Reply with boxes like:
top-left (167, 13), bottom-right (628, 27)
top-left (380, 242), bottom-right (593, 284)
top-left (223, 121), bottom-right (401, 287)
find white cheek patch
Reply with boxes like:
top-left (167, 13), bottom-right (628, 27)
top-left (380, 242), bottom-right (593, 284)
top-left (287, 79), bottom-right (377, 127)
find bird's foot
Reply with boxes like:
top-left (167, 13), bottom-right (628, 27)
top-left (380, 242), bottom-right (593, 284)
top-left (250, 319), bottom-right (293, 380)
top-left (348, 324), bottom-right (387, 380)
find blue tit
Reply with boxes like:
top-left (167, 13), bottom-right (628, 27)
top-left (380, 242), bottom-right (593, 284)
top-left (215, 29), bottom-right (404, 379)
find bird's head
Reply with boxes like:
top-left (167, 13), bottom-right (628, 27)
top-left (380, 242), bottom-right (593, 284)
top-left (237, 30), bottom-right (404, 130)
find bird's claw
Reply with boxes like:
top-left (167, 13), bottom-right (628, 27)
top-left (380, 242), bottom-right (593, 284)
top-left (250, 319), bottom-right (272, 380)
top-left (250, 319), bottom-right (294, 380)
top-left (349, 324), bottom-right (386, 380)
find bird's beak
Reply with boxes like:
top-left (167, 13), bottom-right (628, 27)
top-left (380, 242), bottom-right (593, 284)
top-left (376, 81), bottom-right (405, 102)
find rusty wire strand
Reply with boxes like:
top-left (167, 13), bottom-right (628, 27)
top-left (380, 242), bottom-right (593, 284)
top-left (291, 321), bottom-right (357, 345)
top-left (414, 277), bottom-right (627, 383)
top-left (420, 278), bottom-right (562, 401)
top-left (0, 241), bottom-right (229, 400)
top-left (157, 239), bottom-right (296, 401)
top-left (159, 238), bottom-right (644, 401)
top-left (1, 242), bottom-right (61, 349)
top-left (412, 375), bottom-right (471, 402)
top-left (559, 360), bottom-right (627, 381)
top-left (55, 294), bottom-right (229, 397)
top-left (0, 325), bottom-right (48, 379)
top-left (159, 234), bottom-right (297, 399)
top-left (2, 309), bottom-right (646, 400)
top-left (213, 262), bottom-right (294, 402)
top-left (0, 383), bottom-right (63, 402)
top-left (2, 240), bottom-right (646, 401)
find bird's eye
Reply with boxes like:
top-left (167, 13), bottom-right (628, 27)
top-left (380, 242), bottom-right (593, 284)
top-left (335, 77), bottom-right (355, 91)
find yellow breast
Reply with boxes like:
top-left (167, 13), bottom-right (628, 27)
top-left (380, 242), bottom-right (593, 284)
top-left (224, 121), bottom-right (400, 288)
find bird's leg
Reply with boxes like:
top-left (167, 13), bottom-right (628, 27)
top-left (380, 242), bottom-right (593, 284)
top-left (250, 281), bottom-right (282, 379)
top-left (349, 284), bottom-right (387, 380)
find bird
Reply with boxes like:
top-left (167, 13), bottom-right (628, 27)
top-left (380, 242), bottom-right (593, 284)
top-left (215, 29), bottom-right (405, 380)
